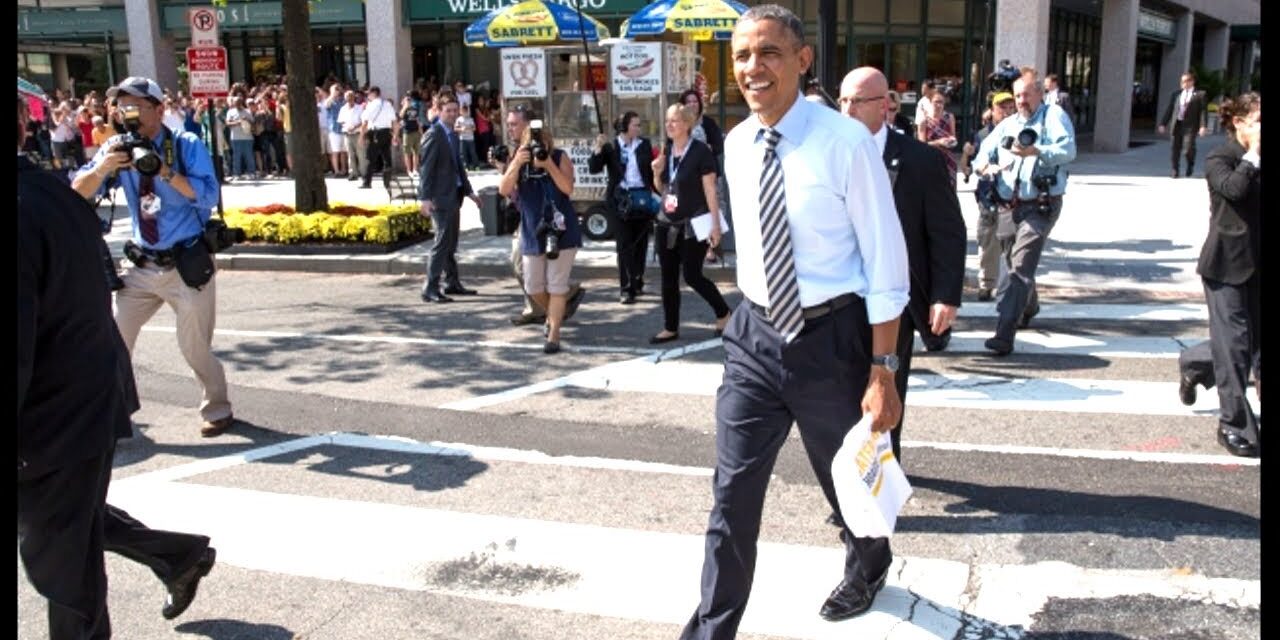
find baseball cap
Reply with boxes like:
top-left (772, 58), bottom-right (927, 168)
top-left (106, 76), bottom-right (164, 103)
top-left (990, 92), bottom-right (1014, 107)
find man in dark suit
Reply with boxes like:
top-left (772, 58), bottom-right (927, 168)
top-left (1198, 92), bottom-right (1260, 457)
top-left (1043, 73), bottom-right (1077, 124)
top-left (418, 91), bottom-right (480, 303)
top-left (589, 110), bottom-right (657, 304)
top-left (1159, 72), bottom-right (1209, 178)
top-left (19, 96), bottom-right (216, 639)
top-left (839, 66), bottom-right (967, 460)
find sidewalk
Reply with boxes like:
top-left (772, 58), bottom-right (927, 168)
top-left (102, 132), bottom-right (1222, 299)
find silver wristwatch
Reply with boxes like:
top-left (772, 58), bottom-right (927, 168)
top-left (870, 353), bottom-right (900, 373)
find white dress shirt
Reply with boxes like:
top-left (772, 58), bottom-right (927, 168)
top-left (724, 93), bottom-right (909, 325)
top-left (618, 135), bottom-right (645, 188)
top-left (338, 103), bottom-right (364, 134)
top-left (360, 98), bottom-right (395, 130)
top-left (873, 121), bottom-right (888, 155)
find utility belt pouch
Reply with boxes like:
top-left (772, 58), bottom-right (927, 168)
top-left (123, 240), bottom-right (148, 267)
top-left (173, 235), bottom-right (215, 289)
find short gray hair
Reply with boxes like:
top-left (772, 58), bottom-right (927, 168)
top-left (740, 4), bottom-right (806, 46)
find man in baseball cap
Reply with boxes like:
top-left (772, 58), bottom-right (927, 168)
top-left (106, 76), bottom-right (165, 104)
top-left (990, 91), bottom-right (1014, 109)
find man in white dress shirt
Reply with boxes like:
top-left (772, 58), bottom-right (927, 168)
top-left (680, 6), bottom-right (910, 638)
top-left (359, 86), bottom-right (397, 189)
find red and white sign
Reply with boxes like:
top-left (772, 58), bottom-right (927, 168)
top-left (186, 47), bottom-right (229, 98)
top-left (188, 7), bottom-right (219, 48)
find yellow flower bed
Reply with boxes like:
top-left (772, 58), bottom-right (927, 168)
top-left (222, 202), bottom-right (430, 245)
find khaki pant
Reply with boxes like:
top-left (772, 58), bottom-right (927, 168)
top-left (114, 263), bottom-right (232, 423)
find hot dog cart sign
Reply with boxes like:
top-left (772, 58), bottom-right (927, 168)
top-left (502, 48), bottom-right (547, 99)
top-left (611, 42), bottom-right (662, 96)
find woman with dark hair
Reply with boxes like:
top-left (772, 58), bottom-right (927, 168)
top-left (590, 110), bottom-right (657, 304)
top-left (678, 88), bottom-right (723, 157)
top-left (1199, 92), bottom-right (1261, 458)
top-left (918, 90), bottom-right (958, 188)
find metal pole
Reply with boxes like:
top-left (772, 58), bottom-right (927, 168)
top-left (817, 0), bottom-right (837, 93)
top-left (106, 32), bottom-right (117, 85)
top-left (572, 5), bottom-right (603, 134)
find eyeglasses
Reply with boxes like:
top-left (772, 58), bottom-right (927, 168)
top-left (837, 95), bottom-right (886, 107)
top-left (886, 105), bottom-right (899, 113)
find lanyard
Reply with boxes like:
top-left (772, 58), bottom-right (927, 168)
top-left (668, 139), bottom-right (690, 183)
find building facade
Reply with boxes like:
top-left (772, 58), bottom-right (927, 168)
top-left (17, 0), bottom-right (1260, 152)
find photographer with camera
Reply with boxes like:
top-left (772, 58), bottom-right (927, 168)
top-left (589, 111), bottom-right (657, 305)
top-left (498, 119), bottom-right (582, 354)
top-left (973, 72), bottom-right (1076, 355)
top-left (71, 76), bottom-right (239, 437)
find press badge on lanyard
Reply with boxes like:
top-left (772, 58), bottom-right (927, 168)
top-left (663, 149), bottom-right (683, 214)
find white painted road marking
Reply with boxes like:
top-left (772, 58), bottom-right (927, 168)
top-left (914, 332), bottom-right (1206, 358)
top-left (108, 434), bottom-right (1258, 640)
top-left (948, 302), bottom-right (1207, 322)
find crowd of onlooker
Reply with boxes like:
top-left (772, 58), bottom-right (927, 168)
top-left (21, 75), bottom-right (504, 183)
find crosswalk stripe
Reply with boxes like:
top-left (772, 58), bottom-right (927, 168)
top-left (106, 434), bottom-right (1258, 640)
top-left (953, 302), bottom-right (1206, 321)
top-left (916, 332), bottom-right (1204, 357)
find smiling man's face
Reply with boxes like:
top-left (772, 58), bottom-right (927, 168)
top-left (732, 16), bottom-right (812, 127)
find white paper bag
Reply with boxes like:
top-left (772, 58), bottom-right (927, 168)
top-left (689, 212), bottom-right (730, 242)
top-left (830, 415), bottom-right (912, 538)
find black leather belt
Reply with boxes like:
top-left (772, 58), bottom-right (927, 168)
top-left (124, 240), bottom-right (176, 268)
top-left (750, 292), bottom-right (858, 321)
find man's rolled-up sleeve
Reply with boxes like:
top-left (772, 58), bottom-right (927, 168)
top-left (845, 136), bottom-right (910, 324)
top-left (180, 135), bottom-right (221, 219)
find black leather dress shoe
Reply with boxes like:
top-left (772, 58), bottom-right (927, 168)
top-left (422, 290), bottom-right (453, 303)
top-left (620, 292), bottom-right (637, 305)
top-left (1217, 429), bottom-right (1259, 458)
top-left (163, 547), bottom-right (216, 620)
top-left (444, 285), bottom-right (478, 295)
top-left (925, 329), bottom-right (952, 352)
top-left (819, 572), bottom-right (887, 621)
top-left (984, 337), bottom-right (1013, 356)
top-left (1178, 376), bottom-right (1197, 406)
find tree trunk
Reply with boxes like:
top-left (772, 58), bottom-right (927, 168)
top-left (282, 0), bottom-right (328, 212)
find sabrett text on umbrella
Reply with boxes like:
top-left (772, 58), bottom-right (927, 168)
top-left (491, 26), bottom-right (557, 39)
top-left (672, 17), bottom-right (737, 30)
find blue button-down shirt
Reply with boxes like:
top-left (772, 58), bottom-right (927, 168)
top-left (976, 102), bottom-right (1076, 201)
top-left (78, 128), bottom-right (220, 251)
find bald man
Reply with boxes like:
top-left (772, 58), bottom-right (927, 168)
top-left (837, 67), bottom-right (966, 462)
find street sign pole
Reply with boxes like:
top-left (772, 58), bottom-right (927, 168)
top-left (188, 6), bottom-right (225, 213)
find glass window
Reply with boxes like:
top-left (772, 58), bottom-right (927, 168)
top-left (855, 0), bottom-right (885, 24)
top-left (889, 25), bottom-right (922, 37)
top-left (929, 0), bottom-right (966, 26)
top-left (890, 0), bottom-right (920, 24)
top-left (856, 42), bottom-right (886, 71)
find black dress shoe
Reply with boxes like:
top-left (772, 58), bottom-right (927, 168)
top-left (976, 288), bottom-right (994, 302)
top-left (819, 572), bottom-right (887, 622)
top-left (510, 313), bottom-right (546, 326)
top-left (1018, 303), bottom-right (1039, 329)
top-left (163, 547), bottom-right (216, 620)
top-left (421, 290), bottom-right (453, 303)
top-left (925, 330), bottom-right (952, 352)
top-left (985, 337), bottom-right (1013, 356)
top-left (543, 340), bottom-right (561, 354)
top-left (1178, 376), bottom-right (1197, 406)
top-left (1217, 429), bottom-right (1259, 458)
top-left (649, 331), bottom-right (679, 344)
top-left (620, 292), bottom-right (637, 305)
top-left (444, 285), bottom-right (478, 295)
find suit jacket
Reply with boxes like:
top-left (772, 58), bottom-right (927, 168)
top-left (588, 136), bottom-right (656, 201)
top-left (18, 155), bottom-right (136, 477)
top-left (1198, 137), bottom-right (1260, 285)
top-left (882, 129), bottom-right (968, 337)
top-left (418, 119), bottom-right (473, 207)
top-left (1161, 89), bottom-right (1208, 131)
top-left (1050, 91), bottom-right (1077, 124)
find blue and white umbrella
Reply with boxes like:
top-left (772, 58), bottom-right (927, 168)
top-left (464, 0), bottom-right (610, 48)
top-left (621, 0), bottom-right (749, 42)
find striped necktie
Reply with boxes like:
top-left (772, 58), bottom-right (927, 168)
top-left (759, 128), bottom-right (803, 342)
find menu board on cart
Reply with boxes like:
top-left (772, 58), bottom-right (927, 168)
top-left (665, 44), bottom-right (696, 94)
top-left (502, 48), bottom-right (548, 99)
top-left (611, 42), bottom-right (663, 96)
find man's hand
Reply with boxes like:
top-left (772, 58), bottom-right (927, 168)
top-left (511, 147), bottom-right (532, 169)
top-left (929, 303), bottom-right (958, 336)
top-left (862, 367), bottom-right (902, 433)
top-left (1158, 125), bottom-right (1166, 135)
top-left (980, 163), bottom-right (1005, 177)
top-left (95, 148), bottom-right (133, 176)
top-left (1011, 143), bottom-right (1040, 158)
top-left (1198, 126), bottom-right (1208, 137)
top-left (595, 133), bottom-right (608, 150)
top-left (419, 200), bottom-right (434, 218)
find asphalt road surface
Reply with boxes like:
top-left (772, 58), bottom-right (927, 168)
top-left (18, 272), bottom-right (1259, 640)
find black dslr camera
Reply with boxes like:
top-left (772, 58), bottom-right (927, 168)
top-left (987, 60), bottom-right (1020, 93)
top-left (116, 104), bottom-right (163, 177)
top-left (1001, 128), bottom-right (1038, 150)
top-left (1031, 173), bottom-right (1058, 214)
top-left (522, 119), bottom-right (550, 180)
top-left (203, 218), bottom-right (246, 253)
top-left (489, 143), bottom-right (510, 164)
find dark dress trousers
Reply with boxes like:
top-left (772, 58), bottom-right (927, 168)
top-left (589, 136), bottom-right (656, 297)
top-left (1198, 137), bottom-right (1260, 445)
top-left (19, 156), bottom-right (212, 640)
top-left (1161, 89), bottom-right (1208, 174)
top-left (419, 119), bottom-right (474, 294)
top-left (882, 129), bottom-right (967, 460)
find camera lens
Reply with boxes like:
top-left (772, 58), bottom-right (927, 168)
top-left (132, 148), bottom-right (162, 176)
top-left (1017, 128), bottom-right (1038, 147)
